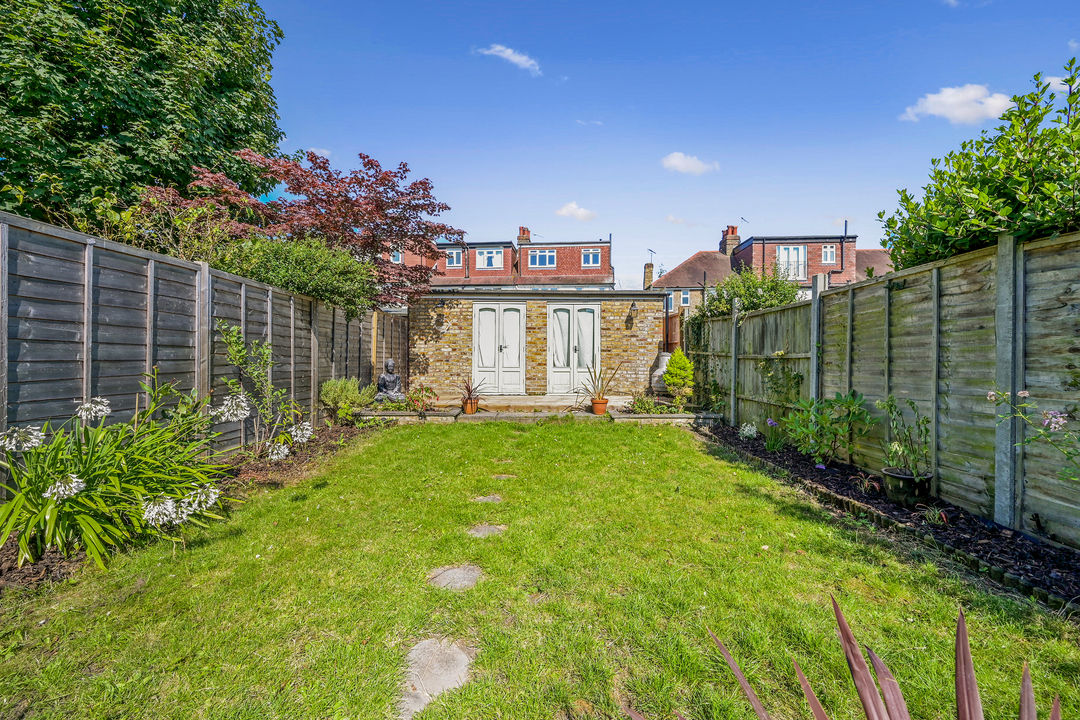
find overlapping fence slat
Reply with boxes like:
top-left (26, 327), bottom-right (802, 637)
top-left (0, 212), bottom-right (403, 455)
top-left (687, 231), bottom-right (1080, 551)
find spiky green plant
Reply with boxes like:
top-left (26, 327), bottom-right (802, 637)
top-left (626, 599), bottom-right (1063, 720)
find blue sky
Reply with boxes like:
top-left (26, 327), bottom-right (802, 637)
top-left (260, 0), bottom-right (1079, 288)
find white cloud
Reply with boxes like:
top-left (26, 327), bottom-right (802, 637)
top-left (477, 44), bottom-right (541, 77)
top-left (1047, 76), bottom-right (1073, 94)
top-left (900, 84), bottom-right (1013, 124)
top-left (831, 216), bottom-right (856, 228)
top-left (1069, 39), bottom-right (1078, 51)
top-left (942, 0), bottom-right (960, 6)
top-left (555, 201), bottom-right (596, 221)
top-left (307, 147), bottom-right (331, 158)
top-left (661, 151), bottom-right (719, 176)
top-left (576, 120), bottom-right (603, 125)
top-left (665, 214), bottom-right (698, 228)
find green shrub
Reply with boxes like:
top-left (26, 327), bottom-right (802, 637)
top-left (879, 59), bottom-right (1080, 270)
top-left (690, 263), bottom-right (802, 322)
top-left (0, 373), bottom-right (227, 568)
top-left (319, 378), bottom-right (376, 425)
top-left (623, 394), bottom-right (679, 415)
top-left (663, 349), bottom-right (695, 412)
top-left (780, 391), bottom-right (876, 465)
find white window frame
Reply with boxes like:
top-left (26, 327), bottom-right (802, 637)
top-left (477, 249), bottom-right (504, 269)
top-left (777, 245), bottom-right (807, 281)
top-left (390, 251), bottom-right (403, 264)
top-left (821, 244), bottom-right (836, 265)
top-left (582, 248), bottom-right (601, 267)
top-left (666, 292), bottom-right (674, 311)
top-left (529, 249), bottom-right (557, 268)
top-left (681, 290), bottom-right (691, 306)
top-left (445, 248), bottom-right (462, 268)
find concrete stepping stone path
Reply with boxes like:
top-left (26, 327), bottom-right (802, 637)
top-left (467, 523), bottom-right (506, 538)
top-left (427, 565), bottom-right (483, 591)
top-left (398, 638), bottom-right (477, 719)
top-left (472, 494), bottom-right (502, 503)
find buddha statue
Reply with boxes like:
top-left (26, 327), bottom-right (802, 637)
top-left (374, 359), bottom-right (406, 402)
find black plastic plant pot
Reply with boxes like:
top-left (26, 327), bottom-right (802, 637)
top-left (881, 468), bottom-right (932, 508)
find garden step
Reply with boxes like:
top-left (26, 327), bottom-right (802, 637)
top-left (467, 524), bottom-right (506, 538)
top-left (398, 638), bottom-right (477, 719)
top-left (427, 565), bottom-right (483, 591)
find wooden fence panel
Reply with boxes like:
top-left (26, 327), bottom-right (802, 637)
top-left (0, 212), bottom-right (388, 456)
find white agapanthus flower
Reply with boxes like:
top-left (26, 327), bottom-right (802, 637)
top-left (180, 484), bottom-right (221, 516)
top-left (287, 421), bottom-right (314, 445)
top-left (738, 422), bottom-right (759, 440)
top-left (213, 394), bottom-right (251, 423)
top-left (142, 496), bottom-right (186, 526)
top-left (267, 442), bottom-right (290, 462)
top-left (0, 425), bottom-right (45, 452)
top-left (75, 397), bottom-right (111, 422)
top-left (43, 474), bottom-right (86, 501)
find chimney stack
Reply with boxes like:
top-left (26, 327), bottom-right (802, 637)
top-left (517, 226), bottom-right (531, 244)
top-left (721, 225), bottom-right (741, 255)
top-left (643, 262), bottom-right (654, 289)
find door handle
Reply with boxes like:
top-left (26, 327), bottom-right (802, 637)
top-left (573, 345), bottom-right (578, 352)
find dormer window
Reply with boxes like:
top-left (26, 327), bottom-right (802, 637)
top-left (445, 249), bottom-right (462, 267)
top-left (477, 249), bottom-right (503, 269)
top-left (529, 249), bottom-right (556, 267)
top-left (390, 251), bottom-right (403, 264)
top-left (822, 244), bottom-right (836, 265)
top-left (582, 249), bottom-right (601, 267)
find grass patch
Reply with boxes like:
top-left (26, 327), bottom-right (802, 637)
top-left (1, 421), bottom-right (1078, 719)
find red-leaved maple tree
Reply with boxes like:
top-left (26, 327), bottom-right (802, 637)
top-left (188, 149), bottom-right (464, 305)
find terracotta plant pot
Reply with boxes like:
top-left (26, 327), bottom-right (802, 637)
top-left (591, 398), bottom-right (609, 415)
top-left (462, 399), bottom-right (479, 415)
top-left (881, 467), bottom-right (933, 508)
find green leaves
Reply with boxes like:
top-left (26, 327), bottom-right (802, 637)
top-left (780, 391), bottom-right (876, 465)
top-left (880, 58), bottom-right (1080, 270)
top-left (690, 263), bottom-right (802, 323)
top-left (0, 0), bottom-right (284, 222)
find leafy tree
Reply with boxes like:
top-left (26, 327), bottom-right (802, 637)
top-left (0, 0), bottom-right (284, 222)
top-left (192, 150), bottom-right (465, 305)
top-left (690, 263), bottom-right (802, 322)
top-left (662, 348), bottom-right (695, 411)
top-left (879, 59), bottom-right (1080, 270)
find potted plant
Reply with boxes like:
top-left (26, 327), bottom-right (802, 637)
top-left (577, 363), bottom-right (623, 414)
top-left (458, 379), bottom-right (485, 415)
top-left (874, 395), bottom-right (932, 507)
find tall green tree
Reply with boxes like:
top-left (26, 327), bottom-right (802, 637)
top-left (879, 59), bottom-right (1080, 270)
top-left (690, 263), bottom-right (802, 322)
top-left (0, 0), bottom-right (285, 223)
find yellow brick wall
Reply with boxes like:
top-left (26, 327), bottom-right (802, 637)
top-left (600, 298), bottom-right (665, 394)
top-left (525, 300), bottom-right (547, 395)
top-left (409, 296), bottom-right (664, 397)
top-left (408, 298), bottom-right (473, 398)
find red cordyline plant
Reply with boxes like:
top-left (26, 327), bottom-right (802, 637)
top-left (175, 149), bottom-right (463, 305)
top-left (627, 598), bottom-right (1063, 720)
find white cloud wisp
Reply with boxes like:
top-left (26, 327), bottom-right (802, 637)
top-left (661, 152), bottom-right (719, 176)
top-left (477, 44), bottom-right (541, 77)
top-left (665, 214), bottom-right (698, 228)
top-left (900, 84), bottom-right (1013, 125)
top-left (555, 201), bottom-right (596, 221)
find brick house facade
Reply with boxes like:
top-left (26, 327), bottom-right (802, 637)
top-left (408, 290), bottom-right (665, 397)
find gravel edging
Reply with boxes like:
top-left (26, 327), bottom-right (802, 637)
top-left (697, 430), bottom-right (1080, 617)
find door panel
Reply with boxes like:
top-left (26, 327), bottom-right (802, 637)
top-left (472, 302), bottom-right (525, 394)
top-left (548, 303), bottom-right (600, 393)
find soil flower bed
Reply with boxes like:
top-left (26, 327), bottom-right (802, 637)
top-left (706, 422), bottom-right (1080, 603)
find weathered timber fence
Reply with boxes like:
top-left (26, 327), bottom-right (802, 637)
top-left (0, 212), bottom-right (406, 453)
top-left (687, 231), bottom-right (1080, 551)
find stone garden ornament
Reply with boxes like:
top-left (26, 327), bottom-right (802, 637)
top-left (375, 359), bottom-right (406, 402)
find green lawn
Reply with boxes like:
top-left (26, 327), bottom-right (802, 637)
top-left (1, 421), bottom-right (1078, 719)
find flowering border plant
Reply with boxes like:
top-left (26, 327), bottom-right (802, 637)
top-left (0, 371), bottom-right (228, 568)
top-left (989, 388), bottom-right (1079, 485)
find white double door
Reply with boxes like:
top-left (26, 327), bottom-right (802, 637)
top-left (473, 303), bottom-right (526, 394)
top-left (548, 303), bottom-right (601, 394)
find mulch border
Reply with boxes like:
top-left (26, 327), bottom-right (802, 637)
top-left (694, 429), bottom-right (1080, 618)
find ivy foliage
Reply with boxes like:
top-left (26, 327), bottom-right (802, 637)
top-left (879, 59), bottom-right (1080, 270)
top-left (0, 0), bottom-right (285, 222)
top-left (689, 263), bottom-right (802, 323)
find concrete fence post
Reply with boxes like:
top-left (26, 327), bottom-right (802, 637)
top-left (993, 233), bottom-right (1021, 529)
top-left (809, 273), bottom-right (828, 400)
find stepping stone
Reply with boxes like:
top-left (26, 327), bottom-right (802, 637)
top-left (472, 495), bottom-right (502, 503)
top-left (428, 565), bottom-right (482, 591)
top-left (492, 474), bottom-right (516, 480)
top-left (398, 638), bottom-right (477, 719)
top-left (467, 524), bottom-right (506, 538)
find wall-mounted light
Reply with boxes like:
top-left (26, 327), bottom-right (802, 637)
top-left (629, 301), bottom-right (639, 319)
